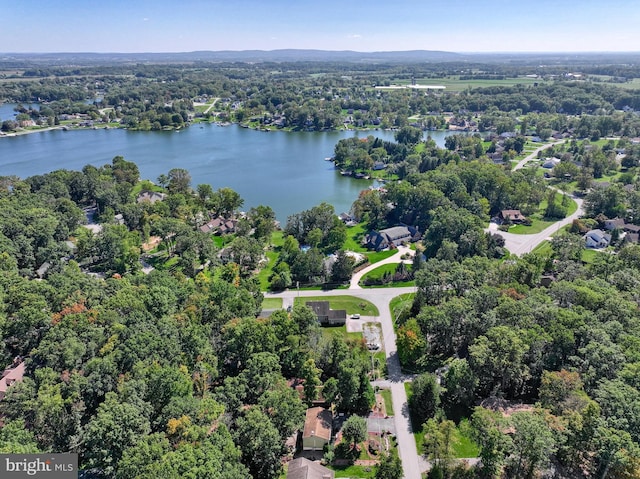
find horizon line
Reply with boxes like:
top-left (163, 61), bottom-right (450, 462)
top-left (2, 49), bottom-right (640, 55)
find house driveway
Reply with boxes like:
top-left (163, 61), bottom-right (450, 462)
top-left (349, 245), bottom-right (414, 289)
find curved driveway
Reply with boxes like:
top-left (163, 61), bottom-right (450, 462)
top-left (487, 195), bottom-right (584, 255)
top-left (350, 245), bottom-right (415, 289)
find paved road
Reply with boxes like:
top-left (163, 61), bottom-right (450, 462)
top-left (487, 195), bottom-right (584, 255)
top-left (513, 139), bottom-right (565, 170)
top-left (486, 139), bottom-right (584, 256)
top-left (268, 287), bottom-right (422, 479)
top-left (202, 97), bottom-right (220, 114)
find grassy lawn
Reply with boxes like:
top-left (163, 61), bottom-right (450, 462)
top-left (257, 231), bottom-right (284, 291)
top-left (389, 293), bottom-right (415, 328)
top-left (331, 464), bottom-right (375, 478)
top-left (451, 419), bottom-right (481, 458)
top-left (319, 324), bottom-right (364, 343)
top-left (380, 389), bottom-right (394, 416)
top-left (261, 297), bottom-right (282, 309)
top-left (509, 218), bottom-right (557, 234)
top-left (365, 250), bottom-right (397, 264)
top-left (294, 295), bottom-right (379, 316)
top-left (509, 194), bottom-right (577, 235)
top-left (343, 223), bottom-right (369, 252)
top-left (581, 248), bottom-right (600, 263)
top-left (359, 263), bottom-right (415, 288)
top-left (531, 240), bottom-right (553, 256)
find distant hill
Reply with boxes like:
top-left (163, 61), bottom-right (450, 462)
top-left (0, 49), bottom-right (462, 64)
top-left (1, 50), bottom-right (639, 66)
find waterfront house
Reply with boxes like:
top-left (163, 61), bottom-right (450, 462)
top-left (136, 191), bottom-right (166, 204)
top-left (364, 225), bottom-right (419, 251)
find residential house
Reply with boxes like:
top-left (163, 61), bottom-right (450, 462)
top-left (584, 229), bottom-right (611, 249)
top-left (136, 191), bottom-right (166, 204)
top-left (625, 233), bottom-right (639, 244)
top-left (200, 217), bottom-right (237, 235)
top-left (604, 218), bottom-right (625, 230)
top-left (286, 458), bottom-right (334, 479)
top-left (500, 210), bottom-right (526, 224)
top-left (305, 301), bottom-right (346, 326)
top-left (364, 225), bottom-right (419, 251)
top-left (624, 224), bottom-right (640, 234)
top-left (338, 212), bottom-right (356, 226)
top-left (542, 158), bottom-right (561, 169)
top-left (0, 358), bottom-right (25, 400)
top-left (302, 407), bottom-right (332, 452)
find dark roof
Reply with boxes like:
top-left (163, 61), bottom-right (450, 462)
top-left (305, 301), bottom-right (330, 317)
top-left (287, 458), bottom-right (334, 479)
top-left (379, 226), bottom-right (412, 241)
top-left (501, 210), bottom-right (525, 221)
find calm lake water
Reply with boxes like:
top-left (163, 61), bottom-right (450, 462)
top-left (0, 122), bottom-right (456, 222)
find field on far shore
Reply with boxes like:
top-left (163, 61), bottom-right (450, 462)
top-left (377, 76), bottom-right (542, 92)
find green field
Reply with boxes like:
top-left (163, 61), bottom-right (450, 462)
top-left (380, 75), bottom-right (542, 92)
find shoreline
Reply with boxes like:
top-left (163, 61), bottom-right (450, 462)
top-left (0, 126), bottom-right (66, 137)
top-left (0, 119), bottom-right (463, 139)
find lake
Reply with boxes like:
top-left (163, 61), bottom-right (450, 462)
top-left (0, 122), bottom-right (459, 222)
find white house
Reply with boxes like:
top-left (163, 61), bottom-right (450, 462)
top-left (584, 229), bottom-right (611, 249)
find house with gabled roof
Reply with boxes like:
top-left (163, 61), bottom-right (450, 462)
top-left (0, 358), bottom-right (25, 400)
top-left (584, 229), bottom-right (611, 249)
top-left (136, 191), bottom-right (166, 204)
top-left (500, 210), bottom-right (526, 224)
top-left (302, 407), bottom-right (332, 451)
top-left (287, 457), bottom-right (334, 479)
top-left (364, 225), bottom-right (419, 251)
top-left (305, 301), bottom-right (346, 326)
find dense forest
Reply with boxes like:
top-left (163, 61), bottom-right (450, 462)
top-left (0, 158), bottom-right (376, 478)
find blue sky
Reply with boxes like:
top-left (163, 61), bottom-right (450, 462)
top-left (2, 0), bottom-right (639, 53)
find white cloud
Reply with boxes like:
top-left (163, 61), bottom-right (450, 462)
top-left (347, 34), bottom-right (362, 39)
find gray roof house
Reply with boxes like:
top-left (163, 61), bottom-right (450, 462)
top-left (287, 457), bottom-right (334, 479)
top-left (136, 191), bottom-right (166, 204)
top-left (364, 225), bottom-right (419, 251)
top-left (305, 301), bottom-right (346, 326)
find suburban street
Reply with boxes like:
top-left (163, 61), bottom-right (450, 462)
top-left (486, 195), bottom-right (584, 255)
